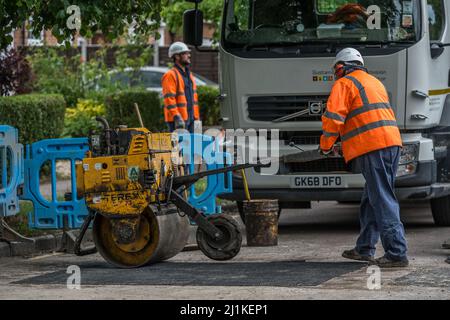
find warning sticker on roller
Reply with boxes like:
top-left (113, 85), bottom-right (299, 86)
top-left (128, 166), bottom-right (140, 181)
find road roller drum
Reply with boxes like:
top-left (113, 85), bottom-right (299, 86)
top-left (93, 205), bottom-right (190, 268)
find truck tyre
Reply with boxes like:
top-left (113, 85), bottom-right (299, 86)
top-left (431, 196), bottom-right (450, 226)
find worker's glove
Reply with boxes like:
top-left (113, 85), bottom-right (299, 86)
top-left (319, 144), bottom-right (342, 157)
top-left (319, 148), bottom-right (334, 156)
top-left (193, 120), bottom-right (202, 132)
top-left (174, 115), bottom-right (185, 129)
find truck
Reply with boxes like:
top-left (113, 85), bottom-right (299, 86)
top-left (183, 0), bottom-right (450, 226)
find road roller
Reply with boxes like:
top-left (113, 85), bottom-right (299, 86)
top-left (73, 117), bottom-right (259, 268)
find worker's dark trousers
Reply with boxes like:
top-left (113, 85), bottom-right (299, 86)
top-left (354, 146), bottom-right (408, 261)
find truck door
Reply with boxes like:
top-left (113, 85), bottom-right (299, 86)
top-left (427, 0), bottom-right (450, 124)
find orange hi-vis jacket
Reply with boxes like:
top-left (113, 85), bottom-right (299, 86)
top-left (161, 66), bottom-right (200, 122)
top-left (320, 70), bottom-right (402, 162)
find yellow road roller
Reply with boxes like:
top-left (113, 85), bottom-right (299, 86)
top-left (73, 117), bottom-right (259, 268)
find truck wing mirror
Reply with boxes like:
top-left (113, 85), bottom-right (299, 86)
top-left (431, 43), bottom-right (450, 59)
top-left (183, 9), bottom-right (204, 47)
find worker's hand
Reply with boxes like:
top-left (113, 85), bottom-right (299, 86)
top-left (174, 115), bottom-right (185, 129)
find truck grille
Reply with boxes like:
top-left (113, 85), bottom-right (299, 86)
top-left (255, 157), bottom-right (351, 174)
top-left (247, 95), bottom-right (328, 122)
top-left (286, 158), bottom-right (349, 173)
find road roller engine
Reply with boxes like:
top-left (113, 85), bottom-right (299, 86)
top-left (73, 117), bottom-right (260, 268)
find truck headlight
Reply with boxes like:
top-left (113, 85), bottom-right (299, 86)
top-left (396, 143), bottom-right (419, 177)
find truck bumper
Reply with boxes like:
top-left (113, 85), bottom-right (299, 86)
top-left (220, 183), bottom-right (450, 202)
top-left (220, 161), bottom-right (450, 202)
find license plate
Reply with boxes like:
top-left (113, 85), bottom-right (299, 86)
top-left (290, 175), bottom-right (346, 188)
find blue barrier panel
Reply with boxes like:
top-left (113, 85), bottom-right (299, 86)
top-left (17, 133), bottom-right (232, 229)
top-left (21, 138), bottom-right (90, 229)
top-left (0, 126), bottom-right (24, 217)
top-left (179, 133), bottom-right (233, 215)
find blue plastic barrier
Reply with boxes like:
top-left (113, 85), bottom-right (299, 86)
top-left (21, 138), bottom-right (90, 229)
top-left (6, 131), bottom-right (232, 229)
top-left (179, 133), bottom-right (232, 215)
top-left (0, 126), bottom-right (24, 217)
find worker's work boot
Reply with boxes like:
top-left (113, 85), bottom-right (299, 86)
top-left (370, 256), bottom-right (409, 268)
top-left (442, 239), bottom-right (450, 249)
top-left (342, 248), bottom-right (375, 262)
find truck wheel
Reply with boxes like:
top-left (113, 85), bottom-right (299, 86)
top-left (431, 196), bottom-right (450, 226)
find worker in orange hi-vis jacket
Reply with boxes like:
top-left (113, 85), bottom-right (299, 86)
top-left (320, 48), bottom-right (409, 268)
top-left (161, 42), bottom-right (200, 133)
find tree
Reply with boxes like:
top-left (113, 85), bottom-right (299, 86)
top-left (0, 0), bottom-right (164, 49)
top-left (0, 49), bottom-right (34, 96)
top-left (161, 0), bottom-right (223, 42)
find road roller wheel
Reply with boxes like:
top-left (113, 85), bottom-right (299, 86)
top-left (196, 214), bottom-right (242, 261)
top-left (93, 206), bottom-right (190, 268)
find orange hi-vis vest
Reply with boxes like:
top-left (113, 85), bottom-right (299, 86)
top-left (161, 66), bottom-right (200, 122)
top-left (320, 70), bottom-right (402, 162)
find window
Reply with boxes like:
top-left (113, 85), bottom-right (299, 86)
top-left (27, 18), bottom-right (44, 46)
top-left (317, 0), bottom-right (350, 14)
top-left (224, 0), bottom-right (419, 49)
top-left (427, 0), bottom-right (445, 41)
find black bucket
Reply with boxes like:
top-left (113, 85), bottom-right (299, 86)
top-left (243, 199), bottom-right (279, 246)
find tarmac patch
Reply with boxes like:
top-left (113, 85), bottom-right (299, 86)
top-left (393, 267), bottom-right (450, 288)
top-left (14, 261), bottom-right (365, 287)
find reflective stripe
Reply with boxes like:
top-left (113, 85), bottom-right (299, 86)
top-left (347, 103), bottom-right (392, 121)
top-left (166, 104), bottom-right (177, 110)
top-left (324, 110), bottom-right (346, 122)
top-left (342, 120), bottom-right (398, 142)
top-left (177, 103), bottom-right (187, 108)
top-left (164, 92), bottom-right (185, 99)
top-left (323, 131), bottom-right (339, 137)
top-left (345, 75), bottom-right (369, 105)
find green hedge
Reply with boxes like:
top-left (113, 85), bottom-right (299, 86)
top-left (104, 86), bottom-right (221, 132)
top-left (197, 86), bottom-right (220, 127)
top-left (0, 94), bottom-right (66, 144)
top-left (105, 89), bottom-right (166, 131)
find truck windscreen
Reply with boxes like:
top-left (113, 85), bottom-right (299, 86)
top-left (223, 0), bottom-right (419, 49)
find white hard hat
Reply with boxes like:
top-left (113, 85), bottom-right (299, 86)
top-left (168, 42), bottom-right (191, 58)
top-left (334, 48), bottom-right (364, 66)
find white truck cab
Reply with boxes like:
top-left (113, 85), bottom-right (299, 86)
top-left (184, 0), bottom-right (450, 225)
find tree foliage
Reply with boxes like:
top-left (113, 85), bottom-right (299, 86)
top-left (161, 0), bottom-right (223, 42)
top-left (0, 49), bottom-right (34, 96)
top-left (0, 0), bottom-right (164, 49)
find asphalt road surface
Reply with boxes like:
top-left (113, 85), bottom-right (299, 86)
top-left (0, 201), bottom-right (449, 300)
